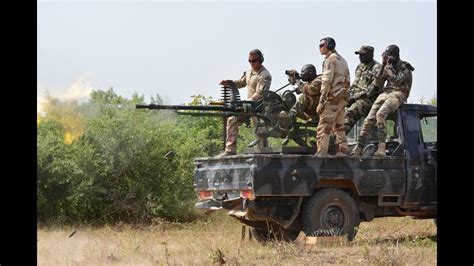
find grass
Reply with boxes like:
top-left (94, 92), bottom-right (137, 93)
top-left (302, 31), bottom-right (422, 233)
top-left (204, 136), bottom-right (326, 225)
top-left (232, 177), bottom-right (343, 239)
top-left (37, 212), bottom-right (436, 265)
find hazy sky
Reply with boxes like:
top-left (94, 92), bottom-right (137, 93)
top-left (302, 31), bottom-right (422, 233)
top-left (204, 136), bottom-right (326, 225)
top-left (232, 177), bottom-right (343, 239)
top-left (38, 0), bottom-right (436, 108)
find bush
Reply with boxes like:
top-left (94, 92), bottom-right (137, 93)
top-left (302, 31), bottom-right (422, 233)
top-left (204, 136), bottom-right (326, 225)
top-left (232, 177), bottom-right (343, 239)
top-left (37, 89), bottom-right (224, 224)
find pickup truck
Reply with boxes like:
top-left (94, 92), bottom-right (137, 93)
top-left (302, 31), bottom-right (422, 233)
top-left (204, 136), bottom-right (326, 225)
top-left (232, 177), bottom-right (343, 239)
top-left (194, 103), bottom-right (437, 242)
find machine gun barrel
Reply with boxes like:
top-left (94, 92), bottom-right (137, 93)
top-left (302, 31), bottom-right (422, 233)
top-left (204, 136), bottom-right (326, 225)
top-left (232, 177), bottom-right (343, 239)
top-left (135, 104), bottom-right (234, 112)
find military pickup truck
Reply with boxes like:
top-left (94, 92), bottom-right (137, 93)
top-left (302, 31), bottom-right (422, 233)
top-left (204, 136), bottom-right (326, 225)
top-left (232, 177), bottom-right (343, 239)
top-left (194, 103), bottom-right (437, 242)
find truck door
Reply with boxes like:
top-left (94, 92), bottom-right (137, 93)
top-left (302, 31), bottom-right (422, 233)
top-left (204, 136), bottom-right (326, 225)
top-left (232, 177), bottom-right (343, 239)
top-left (419, 113), bottom-right (437, 204)
top-left (401, 110), bottom-right (437, 205)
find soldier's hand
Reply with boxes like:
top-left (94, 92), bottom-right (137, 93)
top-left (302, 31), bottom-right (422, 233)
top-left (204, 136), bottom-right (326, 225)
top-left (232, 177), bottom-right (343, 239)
top-left (387, 55), bottom-right (395, 65)
top-left (294, 81), bottom-right (304, 94)
top-left (219, 80), bottom-right (233, 86)
top-left (316, 104), bottom-right (324, 115)
top-left (382, 54), bottom-right (388, 65)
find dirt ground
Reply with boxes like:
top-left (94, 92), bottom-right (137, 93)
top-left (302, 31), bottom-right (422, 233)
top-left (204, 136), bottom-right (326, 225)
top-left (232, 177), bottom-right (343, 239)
top-left (37, 212), bottom-right (437, 265)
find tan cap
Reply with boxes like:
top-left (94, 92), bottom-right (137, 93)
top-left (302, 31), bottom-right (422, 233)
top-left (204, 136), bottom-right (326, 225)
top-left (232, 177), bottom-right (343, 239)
top-left (355, 46), bottom-right (374, 55)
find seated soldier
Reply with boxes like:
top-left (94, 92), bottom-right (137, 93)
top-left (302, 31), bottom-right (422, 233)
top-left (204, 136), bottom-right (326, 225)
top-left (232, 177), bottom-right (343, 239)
top-left (283, 64), bottom-right (322, 147)
top-left (288, 64), bottom-right (322, 123)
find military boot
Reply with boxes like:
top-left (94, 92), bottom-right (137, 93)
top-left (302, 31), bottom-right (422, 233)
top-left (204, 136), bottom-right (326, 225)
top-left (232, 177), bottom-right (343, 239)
top-left (374, 142), bottom-right (386, 157)
top-left (350, 145), bottom-right (364, 156)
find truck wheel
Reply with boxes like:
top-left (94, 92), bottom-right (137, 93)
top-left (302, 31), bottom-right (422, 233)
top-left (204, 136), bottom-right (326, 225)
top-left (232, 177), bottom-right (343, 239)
top-left (250, 225), bottom-right (300, 243)
top-left (302, 188), bottom-right (360, 241)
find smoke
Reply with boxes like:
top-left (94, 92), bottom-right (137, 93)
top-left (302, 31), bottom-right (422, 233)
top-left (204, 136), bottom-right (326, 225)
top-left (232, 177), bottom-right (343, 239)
top-left (37, 76), bottom-right (94, 114)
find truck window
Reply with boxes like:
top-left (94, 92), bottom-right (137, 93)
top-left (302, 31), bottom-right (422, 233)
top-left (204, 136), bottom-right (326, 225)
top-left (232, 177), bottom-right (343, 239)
top-left (420, 115), bottom-right (437, 146)
top-left (386, 120), bottom-right (398, 140)
top-left (350, 114), bottom-right (398, 143)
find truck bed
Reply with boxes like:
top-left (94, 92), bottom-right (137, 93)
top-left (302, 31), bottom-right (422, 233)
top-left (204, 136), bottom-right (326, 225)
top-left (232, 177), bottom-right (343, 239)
top-left (194, 154), bottom-right (406, 198)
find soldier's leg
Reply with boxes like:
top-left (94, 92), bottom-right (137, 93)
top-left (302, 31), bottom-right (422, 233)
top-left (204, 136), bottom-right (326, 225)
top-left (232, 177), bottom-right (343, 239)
top-left (374, 94), bottom-right (402, 156)
top-left (290, 94), bottom-right (311, 121)
top-left (316, 100), bottom-right (338, 155)
top-left (344, 102), bottom-right (360, 134)
top-left (357, 94), bottom-right (386, 147)
top-left (344, 98), bottom-right (373, 134)
top-left (334, 99), bottom-right (349, 155)
top-left (225, 116), bottom-right (239, 153)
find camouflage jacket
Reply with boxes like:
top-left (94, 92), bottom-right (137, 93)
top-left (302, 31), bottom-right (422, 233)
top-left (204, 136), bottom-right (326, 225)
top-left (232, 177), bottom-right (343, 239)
top-left (297, 75), bottom-right (322, 96)
top-left (375, 60), bottom-right (414, 102)
top-left (350, 60), bottom-right (382, 99)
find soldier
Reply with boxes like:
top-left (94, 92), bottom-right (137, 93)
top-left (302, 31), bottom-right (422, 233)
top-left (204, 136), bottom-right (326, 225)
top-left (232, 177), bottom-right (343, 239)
top-left (287, 64), bottom-right (322, 123)
top-left (315, 37), bottom-right (351, 156)
top-left (351, 45), bottom-right (414, 157)
top-left (218, 49), bottom-right (272, 156)
top-left (345, 46), bottom-right (382, 134)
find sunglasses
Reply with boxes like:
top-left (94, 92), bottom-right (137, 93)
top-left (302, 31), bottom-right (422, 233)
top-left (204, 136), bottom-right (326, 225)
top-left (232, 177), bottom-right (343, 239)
top-left (319, 43), bottom-right (326, 48)
top-left (248, 59), bottom-right (259, 63)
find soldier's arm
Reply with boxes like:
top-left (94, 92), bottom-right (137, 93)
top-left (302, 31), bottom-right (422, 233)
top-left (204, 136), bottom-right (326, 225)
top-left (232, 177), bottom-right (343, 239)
top-left (374, 64), bottom-right (387, 87)
top-left (350, 64), bottom-right (362, 91)
top-left (305, 76), bottom-right (322, 95)
top-left (320, 59), bottom-right (335, 103)
top-left (233, 71), bottom-right (247, 88)
top-left (365, 63), bottom-right (383, 98)
top-left (385, 64), bottom-right (411, 86)
top-left (251, 73), bottom-right (272, 101)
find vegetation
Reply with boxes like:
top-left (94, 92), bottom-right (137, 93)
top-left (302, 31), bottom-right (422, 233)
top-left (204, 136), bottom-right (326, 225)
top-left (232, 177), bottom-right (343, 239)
top-left (37, 89), bottom-right (437, 224)
top-left (37, 89), bottom-right (232, 224)
top-left (37, 214), bottom-right (437, 265)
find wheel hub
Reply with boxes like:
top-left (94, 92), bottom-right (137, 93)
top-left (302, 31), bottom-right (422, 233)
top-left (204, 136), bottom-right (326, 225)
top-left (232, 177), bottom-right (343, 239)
top-left (323, 205), bottom-right (345, 228)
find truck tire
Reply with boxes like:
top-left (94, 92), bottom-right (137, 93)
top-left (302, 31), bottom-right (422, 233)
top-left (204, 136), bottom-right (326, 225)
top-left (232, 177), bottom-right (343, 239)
top-left (302, 188), bottom-right (360, 241)
top-left (250, 225), bottom-right (300, 243)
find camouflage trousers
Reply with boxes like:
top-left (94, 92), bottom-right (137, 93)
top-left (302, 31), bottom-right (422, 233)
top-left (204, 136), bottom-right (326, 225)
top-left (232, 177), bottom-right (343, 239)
top-left (225, 116), bottom-right (258, 153)
top-left (316, 98), bottom-right (348, 155)
top-left (344, 98), bottom-right (374, 134)
top-left (289, 94), bottom-right (320, 121)
top-left (357, 91), bottom-right (405, 146)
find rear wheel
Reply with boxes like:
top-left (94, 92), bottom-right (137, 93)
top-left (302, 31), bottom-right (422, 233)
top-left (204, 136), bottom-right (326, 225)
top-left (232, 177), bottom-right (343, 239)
top-left (302, 188), bottom-right (360, 241)
top-left (250, 225), bottom-right (300, 243)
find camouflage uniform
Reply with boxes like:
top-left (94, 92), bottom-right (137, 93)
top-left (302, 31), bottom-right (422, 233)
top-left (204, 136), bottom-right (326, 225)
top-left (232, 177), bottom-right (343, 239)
top-left (357, 60), bottom-right (413, 149)
top-left (289, 75), bottom-right (322, 121)
top-left (316, 50), bottom-right (351, 155)
top-left (225, 66), bottom-right (272, 153)
top-left (345, 60), bottom-right (382, 134)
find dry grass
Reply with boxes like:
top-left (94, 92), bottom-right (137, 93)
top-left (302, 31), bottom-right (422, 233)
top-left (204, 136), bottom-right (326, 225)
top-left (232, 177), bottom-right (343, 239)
top-left (37, 212), bottom-right (436, 265)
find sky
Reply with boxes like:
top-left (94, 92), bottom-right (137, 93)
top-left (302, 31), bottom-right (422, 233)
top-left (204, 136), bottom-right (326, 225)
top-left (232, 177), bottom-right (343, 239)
top-left (38, 0), bottom-right (436, 110)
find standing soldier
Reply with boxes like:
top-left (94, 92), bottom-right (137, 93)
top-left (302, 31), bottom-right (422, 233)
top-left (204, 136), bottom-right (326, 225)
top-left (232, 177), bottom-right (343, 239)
top-left (218, 49), bottom-right (272, 156)
top-left (315, 37), bottom-right (351, 156)
top-left (351, 45), bottom-right (414, 157)
top-left (345, 46), bottom-right (382, 134)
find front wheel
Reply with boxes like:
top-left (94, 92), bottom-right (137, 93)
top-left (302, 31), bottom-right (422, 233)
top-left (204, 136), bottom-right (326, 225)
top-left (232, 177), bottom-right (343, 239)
top-left (302, 188), bottom-right (360, 241)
